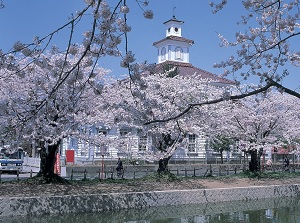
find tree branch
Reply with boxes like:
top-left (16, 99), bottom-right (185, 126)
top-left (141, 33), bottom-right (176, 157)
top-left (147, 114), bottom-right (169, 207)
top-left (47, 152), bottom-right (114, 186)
top-left (144, 79), bottom-right (300, 125)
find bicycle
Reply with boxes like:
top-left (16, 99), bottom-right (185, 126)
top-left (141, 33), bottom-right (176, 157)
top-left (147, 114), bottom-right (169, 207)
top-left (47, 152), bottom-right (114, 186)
top-left (116, 167), bottom-right (123, 178)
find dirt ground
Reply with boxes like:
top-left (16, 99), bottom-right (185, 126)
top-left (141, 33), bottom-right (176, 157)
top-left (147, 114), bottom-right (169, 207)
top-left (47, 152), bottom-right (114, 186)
top-left (1, 175), bottom-right (300, 198)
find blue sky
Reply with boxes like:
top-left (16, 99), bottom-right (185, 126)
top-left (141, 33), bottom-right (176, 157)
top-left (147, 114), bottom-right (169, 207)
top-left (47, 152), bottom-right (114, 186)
top-left (0, 0), bottom-right (298, 90)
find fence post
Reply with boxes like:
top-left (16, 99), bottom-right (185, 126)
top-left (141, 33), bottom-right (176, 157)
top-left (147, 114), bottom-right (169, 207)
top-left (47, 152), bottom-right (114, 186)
top-left (110, 167), bottom-right (114, 179)
top-left (30, 169), bottom-right (33, 178)
top-left (0, 170), bottom-right (1, 182)
top-left (177, 168), bottom-right (179, 176)
top-left (98, 169), bottom-right (101, 179)
top-left (185, 168), bottom-right (187, 177)
top-left (133, 171), bottom-right (136, 179)
top-left (227, 166), bottom-right (229, 175)
top-left (16, 169), bottom-right (20, 181)
top-left (218, 166), bottom-right (221, 176)
top-left (193, 167), bottom-right (196, 177)
top-left (234, 166), bottom-right (237, 174)
top-left (71, 169), bottom-right (73, 180)
top-left (83, 169), bottom-right (87, 180)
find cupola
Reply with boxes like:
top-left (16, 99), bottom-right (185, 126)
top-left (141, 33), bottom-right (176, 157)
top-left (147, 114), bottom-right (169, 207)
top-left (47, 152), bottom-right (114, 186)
top-left (153, 16), bottom-right (194, 64)
top-left (164, 15), bottom-right (183, 37)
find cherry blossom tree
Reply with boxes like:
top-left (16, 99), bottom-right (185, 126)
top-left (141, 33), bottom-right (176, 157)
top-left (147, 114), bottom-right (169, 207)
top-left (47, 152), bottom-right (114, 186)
top-left (92, 66), bottom-right (228, 170)
top-left (205, 89), bottom-right (300, 171)
top-left (0, 49), bottom-right (110, 182)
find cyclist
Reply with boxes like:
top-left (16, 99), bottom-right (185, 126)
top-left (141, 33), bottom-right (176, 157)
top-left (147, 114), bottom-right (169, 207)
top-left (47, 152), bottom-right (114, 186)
top-left (116, 157), bottom-right (123, 177)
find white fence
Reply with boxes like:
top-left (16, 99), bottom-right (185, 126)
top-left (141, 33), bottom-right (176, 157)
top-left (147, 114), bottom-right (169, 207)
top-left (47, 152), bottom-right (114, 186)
top-left (22, 157), bottom-right (40, 173)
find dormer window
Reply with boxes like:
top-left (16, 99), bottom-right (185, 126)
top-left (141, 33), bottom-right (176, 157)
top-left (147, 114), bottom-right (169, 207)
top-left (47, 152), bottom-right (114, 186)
top-left (175, 47), bottom-right (183, 60)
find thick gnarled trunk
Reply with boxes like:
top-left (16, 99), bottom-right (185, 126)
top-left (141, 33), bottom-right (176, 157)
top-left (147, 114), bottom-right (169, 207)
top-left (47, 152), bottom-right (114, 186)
top-left (157, 156), bottom-right (172, 173)
top-left (39, 144), bottom-right (58, 178)
top-left (249, 149), bottom-right (259, 172)
top-left (36, 140), bottom-right (66, 183)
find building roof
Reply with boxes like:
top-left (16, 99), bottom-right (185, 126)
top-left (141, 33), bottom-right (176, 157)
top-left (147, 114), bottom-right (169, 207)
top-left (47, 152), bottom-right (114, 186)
top-left (163, 15), bottom-right (184, 25)
top-left (152, 61), bottom-right (236, 85)
top-left (153, 36), bottom-right (194, 46)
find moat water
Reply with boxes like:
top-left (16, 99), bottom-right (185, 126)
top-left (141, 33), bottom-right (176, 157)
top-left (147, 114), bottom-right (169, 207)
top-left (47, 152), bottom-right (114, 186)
top-left (2, 197), bottom-right (300, 223)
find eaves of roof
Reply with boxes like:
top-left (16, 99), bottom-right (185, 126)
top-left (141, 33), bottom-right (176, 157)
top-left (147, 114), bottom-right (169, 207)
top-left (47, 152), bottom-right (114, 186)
top-left (153, 36), bottom-right (194, 46)
top-left (163, 17), bottom-right (184, 25)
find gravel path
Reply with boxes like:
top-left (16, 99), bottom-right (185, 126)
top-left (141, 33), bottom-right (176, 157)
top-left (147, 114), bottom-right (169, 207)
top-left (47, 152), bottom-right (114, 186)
top-left (1, 176), bottom-right (300, 198)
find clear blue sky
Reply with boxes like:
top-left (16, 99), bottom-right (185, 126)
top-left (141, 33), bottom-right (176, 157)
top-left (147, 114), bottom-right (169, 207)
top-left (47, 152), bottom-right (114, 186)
top-left (0, 0), bottom-right (298, 90)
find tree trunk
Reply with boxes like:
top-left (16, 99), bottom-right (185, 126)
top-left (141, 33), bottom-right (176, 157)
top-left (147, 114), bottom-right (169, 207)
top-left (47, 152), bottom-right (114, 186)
top-left (36, 140), bottom-right (66, 183)
top-left (157, 156), bottom-right (171, 173)
top-left (220, 150), bottom-right (224, 164)
top-left (249, 149), bottom-right (259, 172)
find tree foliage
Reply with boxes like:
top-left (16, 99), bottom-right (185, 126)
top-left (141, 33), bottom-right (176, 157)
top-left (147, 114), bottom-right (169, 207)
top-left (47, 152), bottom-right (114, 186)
top-left (0, 50), bottom-right (109, 181)
top-left (211, 0), bottom-right (300, 95)
top-left (210, 135), bottom-right (235, 164)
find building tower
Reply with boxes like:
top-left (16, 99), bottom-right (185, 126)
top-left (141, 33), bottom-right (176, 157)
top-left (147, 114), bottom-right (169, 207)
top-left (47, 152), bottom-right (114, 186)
top-left (153, 16), bottom-right (194, 64)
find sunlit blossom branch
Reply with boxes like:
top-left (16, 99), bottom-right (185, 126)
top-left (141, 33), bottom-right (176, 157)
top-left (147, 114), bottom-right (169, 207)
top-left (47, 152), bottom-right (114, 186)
top-left (144, 79), bottom-right (300, 125)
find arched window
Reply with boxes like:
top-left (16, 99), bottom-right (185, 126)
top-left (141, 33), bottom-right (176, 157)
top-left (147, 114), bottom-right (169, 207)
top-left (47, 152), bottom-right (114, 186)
top-left (161, 47), bottom-right (166, 61)
top-left (188, 134), bottom-right (197, 152)
top-left (175, 47), bottom-right (183, 60)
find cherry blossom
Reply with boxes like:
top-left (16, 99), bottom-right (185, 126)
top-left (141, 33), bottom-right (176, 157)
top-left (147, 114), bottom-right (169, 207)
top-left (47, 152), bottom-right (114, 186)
top-left (90, 66), bottom-right (228, 162)
top-left (0, 49), bottom-right (110, 181)
top-left (206, 88), bottom-right (300, 151)
top-left (210, 0), bottom-right (300, 97)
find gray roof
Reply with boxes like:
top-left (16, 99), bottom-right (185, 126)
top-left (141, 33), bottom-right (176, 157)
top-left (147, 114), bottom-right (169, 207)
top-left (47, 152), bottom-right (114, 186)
top-left (153, 36), bottom-right (194, 46)
top-left (152, 61), bottom-right (235, 85)
top-left (163, 16), bottom-right (184, 25)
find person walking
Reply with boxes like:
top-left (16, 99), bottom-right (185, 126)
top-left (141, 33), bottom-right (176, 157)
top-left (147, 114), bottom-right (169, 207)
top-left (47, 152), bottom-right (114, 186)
top-left (116, 157), bottom-right (123, 177)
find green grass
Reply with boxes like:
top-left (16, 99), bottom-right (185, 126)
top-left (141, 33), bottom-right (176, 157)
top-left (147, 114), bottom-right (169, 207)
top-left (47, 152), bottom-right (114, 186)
top-left (71, 170), bottom-right (300, 185)
top-left (65, 171), bottom-right (182, 186)
top-left (73, 171), bottom-right (300, 186)
top-left (2, 170), bottom-right (300, 185)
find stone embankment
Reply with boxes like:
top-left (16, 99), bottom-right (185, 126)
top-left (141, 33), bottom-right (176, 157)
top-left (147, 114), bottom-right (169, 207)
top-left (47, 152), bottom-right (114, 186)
top-left (0, 184), bottom-right (299, 217)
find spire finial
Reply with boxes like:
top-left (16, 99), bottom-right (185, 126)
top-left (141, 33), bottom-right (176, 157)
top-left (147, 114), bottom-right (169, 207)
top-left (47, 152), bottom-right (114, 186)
top-left (173, 6), bottom-right (176, 19)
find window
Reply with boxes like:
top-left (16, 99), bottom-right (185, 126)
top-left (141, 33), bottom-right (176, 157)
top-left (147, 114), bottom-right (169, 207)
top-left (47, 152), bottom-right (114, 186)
top-left (138, 135), bottom-right (148, 151)
top-left (161, 47), bottom-right (166, 61)
top-left (188, 134), bottom-right (196, 152)
top-left (175, 47), bottom-right (183, 60)
top-left (98, 129), bottom-right (108, 136)
top-left (120, 127), bottom-right (130, 137)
